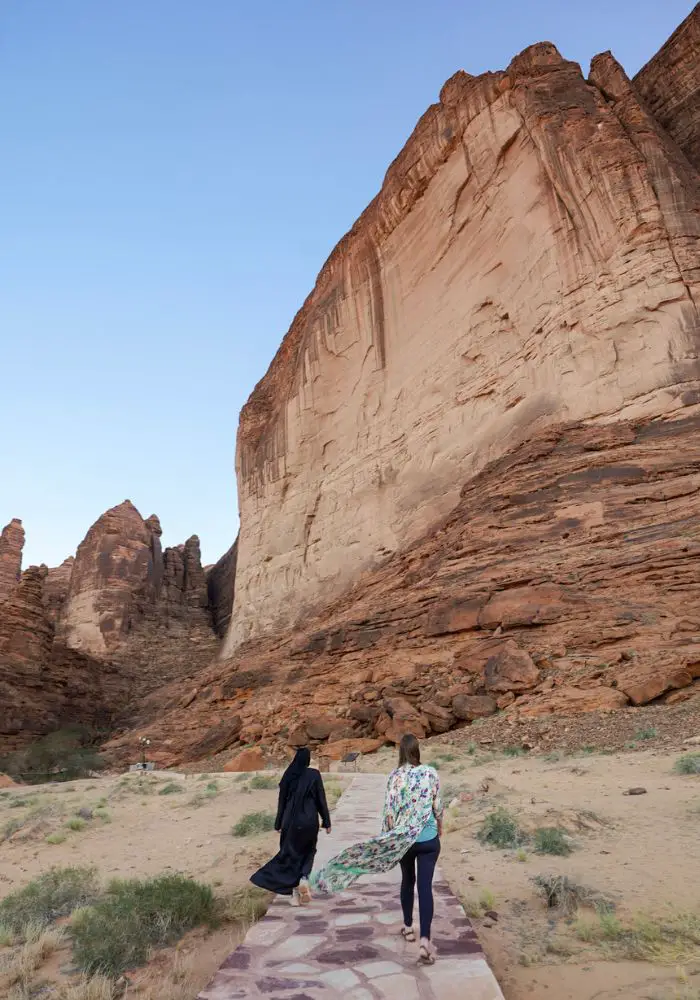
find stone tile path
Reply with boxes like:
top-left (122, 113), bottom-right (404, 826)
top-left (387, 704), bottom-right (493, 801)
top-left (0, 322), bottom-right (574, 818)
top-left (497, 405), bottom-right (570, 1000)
top-left (198, 774), bottom-right (504, 999)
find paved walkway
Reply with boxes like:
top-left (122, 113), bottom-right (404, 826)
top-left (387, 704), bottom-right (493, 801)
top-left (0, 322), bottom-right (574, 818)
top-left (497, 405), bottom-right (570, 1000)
top-left (198, 774), bottom-right (504, 1000)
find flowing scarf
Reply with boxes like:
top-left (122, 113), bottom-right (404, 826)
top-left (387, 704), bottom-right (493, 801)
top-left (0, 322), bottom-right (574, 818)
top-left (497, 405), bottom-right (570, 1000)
top-left (310, 764), bottom-right (442, 894)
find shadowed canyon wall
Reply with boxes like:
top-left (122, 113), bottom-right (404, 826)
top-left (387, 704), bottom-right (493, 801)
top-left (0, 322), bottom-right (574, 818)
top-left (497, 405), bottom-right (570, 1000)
top-left (225, 28), bottom-right (700, 655)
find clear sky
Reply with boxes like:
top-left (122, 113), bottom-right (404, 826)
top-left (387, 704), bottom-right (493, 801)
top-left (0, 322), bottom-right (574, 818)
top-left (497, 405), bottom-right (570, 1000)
top-left (0, 0), bottom-right (693, 568)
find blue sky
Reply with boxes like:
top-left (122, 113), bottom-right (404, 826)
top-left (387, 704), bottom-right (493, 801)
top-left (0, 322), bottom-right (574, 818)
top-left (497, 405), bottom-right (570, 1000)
top-left (0, 0), bottom-right (693, 568)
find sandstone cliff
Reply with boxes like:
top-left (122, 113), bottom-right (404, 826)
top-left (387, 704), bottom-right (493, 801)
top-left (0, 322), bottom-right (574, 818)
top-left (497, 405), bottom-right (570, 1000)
top-left (0, 519), bottom-right (24, 603)
top-left (58, 501), bottom-right (211, 656)
top-left (0, 566), bottom-right (126, 753)
top-left (1, 504), bottom-right (229, 754)
top-left (105, 410), bottom-right (700, 766)
top-left (206, 538), bottom-right (238, 637)
top-left (225, 36), bottom-right (700, 654)
top-left (634, 3), bottom-right (700, 171)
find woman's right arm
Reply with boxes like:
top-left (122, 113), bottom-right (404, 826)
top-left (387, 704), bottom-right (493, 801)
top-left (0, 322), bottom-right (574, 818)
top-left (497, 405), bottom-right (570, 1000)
top-left (275, 784), bottom-right (287, 832)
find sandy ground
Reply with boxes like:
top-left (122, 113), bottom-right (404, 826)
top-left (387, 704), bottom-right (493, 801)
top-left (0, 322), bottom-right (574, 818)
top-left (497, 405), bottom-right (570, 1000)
top-left (0, 770), bottom-right (342, 998)
top-left (1, 746), bottom-right (699, 1000)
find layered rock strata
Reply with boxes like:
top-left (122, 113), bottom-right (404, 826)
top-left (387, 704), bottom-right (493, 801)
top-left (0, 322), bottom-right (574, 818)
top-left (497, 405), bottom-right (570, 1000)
top-left (105, 410), bottom-right (700, 766)
top-left (0, 519), bottom-right (24, 602)
top-left (58, 501), bottom-right (211, 656)
top-left (206, 538), bottom-right (238, 637)
top-left (226, 37), bottom-right (700, 654)
top-left (634, 3), bottom-right (700, 171)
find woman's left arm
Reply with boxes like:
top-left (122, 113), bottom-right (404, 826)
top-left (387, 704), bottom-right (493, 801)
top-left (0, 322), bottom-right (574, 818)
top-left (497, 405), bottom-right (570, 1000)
top-left (315, 775), bottom-right (332, 831)
top-left (432, 772), bottom-right (445, 836)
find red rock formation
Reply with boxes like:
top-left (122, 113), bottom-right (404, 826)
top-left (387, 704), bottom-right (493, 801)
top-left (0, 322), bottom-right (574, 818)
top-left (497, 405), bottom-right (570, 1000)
top-left (206, 538), bottom-right (238, 637)
top-left (42, 556), bottom-right (75, 623)
top-left (58, 501), bottom-right (213, 655)
top-left (634, 4), bottom-right (700, 171)
top-left (0, 519), bottom-right (24, 602)
top-left (0, 566), bottom-right (129, 752)
top-left (226, 36), bottom-right (700, 655)
top-left (105, 410), bottom-right (700, 766)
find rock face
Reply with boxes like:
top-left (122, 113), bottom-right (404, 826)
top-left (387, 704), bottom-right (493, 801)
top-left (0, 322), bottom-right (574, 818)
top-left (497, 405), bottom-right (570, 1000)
top-left (42, 556), bottom-right (75, 623)
top-left (207, 538), bottom-right (238, 637)
top-left (0, 566), bottom-right (128, 752)
top-left (226, 36), bottom-right (700, 654)
top-left (0, 503), bottom-right (231, 754)
top-left (58, 501), bottom-right (211, 656)
top-left (634, 4), bottom-right (700, 171)
top-left (0, 519), bottom-right (24, 602)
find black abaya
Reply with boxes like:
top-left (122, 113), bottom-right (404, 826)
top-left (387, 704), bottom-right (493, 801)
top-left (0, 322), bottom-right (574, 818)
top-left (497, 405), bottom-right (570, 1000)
top-left (250, 765), bottom-right (331, 895)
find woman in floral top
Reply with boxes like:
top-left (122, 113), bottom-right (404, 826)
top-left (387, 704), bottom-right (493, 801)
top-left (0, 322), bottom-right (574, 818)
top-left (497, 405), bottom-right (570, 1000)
top-left (311, 734), bottom-right (443, 964)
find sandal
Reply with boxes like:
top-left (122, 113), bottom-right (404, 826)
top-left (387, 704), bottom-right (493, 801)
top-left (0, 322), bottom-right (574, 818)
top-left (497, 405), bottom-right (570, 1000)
top-left (417, 941), bottom-right (436, 965)
top-left (400, 926), bottom-right (416, 942)
top-left (298, 880), bottom-right (313, 905)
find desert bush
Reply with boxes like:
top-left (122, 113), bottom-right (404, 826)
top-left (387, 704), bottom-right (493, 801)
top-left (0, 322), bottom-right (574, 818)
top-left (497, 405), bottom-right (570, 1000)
top-left (59, 973), bottom-right (115, 1000)
top-left (0, 727), bottom-right (105, 784)
top-left (675, 753), bottom-right (700, 776)
top-left (634, 726), bottom-right (657, 741)
top-left (533, 827), bottom-right (573, 856)
top-left (71, 873), bottom-right (216, 976)
top-left (66, 817), bottom-right (87, 833)
top-left (158, 782), bottom-right (183, 796)
top-left (0, 867), bottom-right (99, 934)
top-left (477, 808), bottom-right (524, 849)
top-left (0, 925), bottom-right (64, 994)
top-left (502, 746), bottom-right (524, 757)
top-left (93, 809), bottom-right (111, 824)
top-left (218, 885), bottom-right (268, 927)
top-left (532, 874), bottom-right (610, 916)
top-left (46, 832), bottom-right (67, 845)
top-left (574, 908), bottom-right (700, 962)
top-left (248, 775), bottom-right (277, 791)
top-left (462, 888), bottom-right (496, 919)
top-left (231, 811), bottom-right (276, 837)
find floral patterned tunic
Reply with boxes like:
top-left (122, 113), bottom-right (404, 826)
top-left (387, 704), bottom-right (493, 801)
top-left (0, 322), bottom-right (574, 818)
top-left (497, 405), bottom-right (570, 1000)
top-left (310, 764), bottom-right (443, 894)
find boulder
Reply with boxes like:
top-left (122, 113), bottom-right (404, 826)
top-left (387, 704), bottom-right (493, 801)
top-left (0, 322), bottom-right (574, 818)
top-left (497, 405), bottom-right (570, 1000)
top-left (288, 727), bottom-right (309, 747)
top-left (223, 747), bottom-right (266, 772)
top-left (420, 701), bottom-right (455, 733)
top-left (305, 717), bottom-right (337, 741)
top-left (516, 686), bottom-right (629, 717)
top-left (324, 738), bottom-right (384, 761)
top-left (452, 694), bottom-right (498, 721)
top-left (0, 773), bottom-right (17, 788)
top-left (348, 704), bottom-right (380, 724)
top-left (615, 658), bottom-right (694, 706)
top-left (484, 642), bottom-right (540, 693)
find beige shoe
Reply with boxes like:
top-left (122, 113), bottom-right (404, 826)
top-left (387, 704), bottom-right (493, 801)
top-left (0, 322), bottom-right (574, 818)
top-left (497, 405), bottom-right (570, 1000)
top-left (298, 879), bottom-right (313, 904)
top-left (291, 889), bottom-right (301, 907)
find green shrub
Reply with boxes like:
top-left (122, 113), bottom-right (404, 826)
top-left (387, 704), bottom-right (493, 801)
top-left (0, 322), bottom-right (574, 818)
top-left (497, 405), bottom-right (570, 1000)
top-left (66, 817), bottom-right (87, 832)
top-left (231, 811), bottom-right (276, 837)
top-left (71, 874), bottom-right (216, 976)
top-left (46, 832), bottom-right (67, 845)
top-left (0, 867), bottom-right (99, 933)
top-left (93, 809), bottom-right (111, 823)
top-left (634, 727), bottom-right (657, 741)
top-left (502, 746), bottom-right (524, 758)
top-left (0, 727), bottom-right (105, 784)
top-left (158, 782), bottom-right (183, 796)
top-left (477, 808), bottom-right (524, 849)
top-left (675, 753), bottom-right (700, 776)
top-left (248, 775), bottom-right (277, 790)
top-left (533, 827), bottom-right (573, 856)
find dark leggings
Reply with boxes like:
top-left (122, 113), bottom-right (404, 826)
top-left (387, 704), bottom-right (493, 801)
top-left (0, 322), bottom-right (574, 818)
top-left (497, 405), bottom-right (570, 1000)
top-left (399, 835), bottom-right (441, 939)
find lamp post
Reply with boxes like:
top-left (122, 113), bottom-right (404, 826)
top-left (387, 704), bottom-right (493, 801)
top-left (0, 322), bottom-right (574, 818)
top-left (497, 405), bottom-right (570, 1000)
top-left (139, 737), bottom-right (151, 769)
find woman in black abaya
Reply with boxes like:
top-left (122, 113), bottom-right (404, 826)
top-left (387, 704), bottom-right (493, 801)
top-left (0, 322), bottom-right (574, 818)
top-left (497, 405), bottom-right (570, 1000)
top-left (250, 747), bottom-right (331, 904)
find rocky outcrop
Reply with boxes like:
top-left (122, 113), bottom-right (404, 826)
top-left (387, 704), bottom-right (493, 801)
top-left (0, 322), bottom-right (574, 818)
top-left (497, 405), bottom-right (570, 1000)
top-left (207, 538), bottom-right (238, 637)
top-left (0, 504), bottom-right (229, 754)
top-left (58, 501), bottom-right (213, 656)
top-left (0, 566), bottom-right (129, 753)
top-left (226, 36), bottom-right (700, 655)
top-left (634, 4), bottom-right (700, 171)
top-left (105, 409), bottom-right (700, 766)
top-left (42, 556), bottom-right (74, 623)
top-left (0, 519), bottom-right (24, 602)
top-left (58, 501), bottom-right (163, 655)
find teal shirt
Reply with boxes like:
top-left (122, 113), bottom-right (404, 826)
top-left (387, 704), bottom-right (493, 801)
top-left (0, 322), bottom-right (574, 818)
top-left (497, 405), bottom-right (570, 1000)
top-left (416, 813), bottom-right (438, 843)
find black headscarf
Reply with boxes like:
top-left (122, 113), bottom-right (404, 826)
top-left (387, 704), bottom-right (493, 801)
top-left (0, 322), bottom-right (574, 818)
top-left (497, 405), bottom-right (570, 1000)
top-left (279, 747), bottom-right (311, 798)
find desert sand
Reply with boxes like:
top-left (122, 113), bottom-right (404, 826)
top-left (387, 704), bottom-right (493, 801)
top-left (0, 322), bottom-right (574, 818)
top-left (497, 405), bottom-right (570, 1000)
top-left (1, 742), bottom-right (699, 1000)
